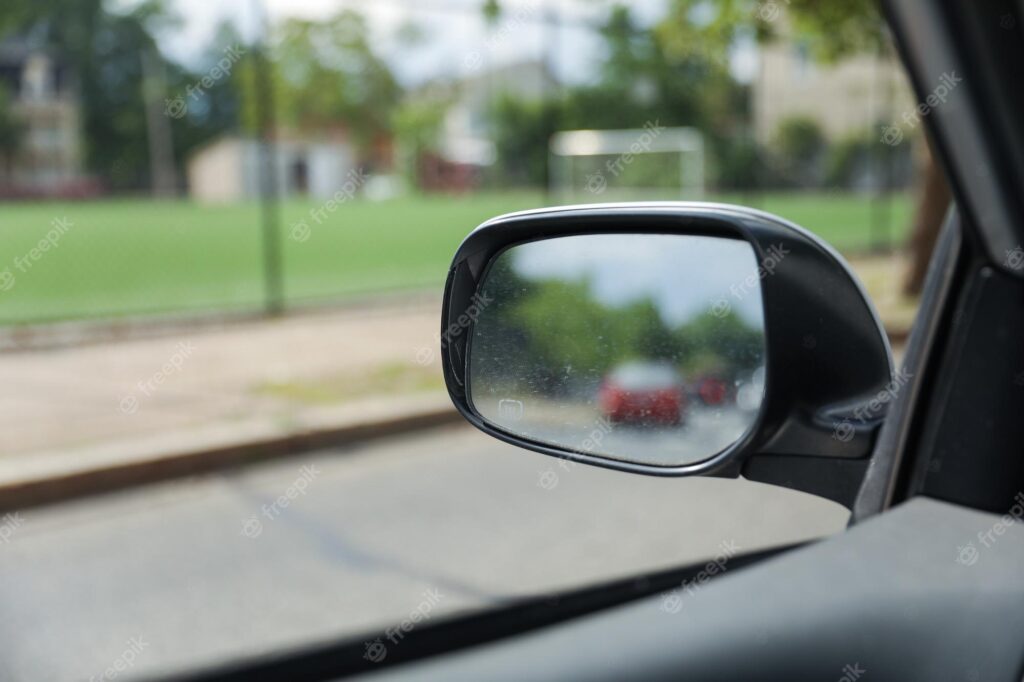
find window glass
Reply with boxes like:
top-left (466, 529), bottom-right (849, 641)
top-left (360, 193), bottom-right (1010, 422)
top-left (0, 1), bottom-right (927, 679)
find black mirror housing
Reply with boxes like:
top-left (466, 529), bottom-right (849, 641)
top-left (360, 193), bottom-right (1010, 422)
top-left (440, 203), bottom-right (893, 502)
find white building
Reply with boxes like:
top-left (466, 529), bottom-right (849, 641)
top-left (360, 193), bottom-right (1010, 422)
top-left (187, 135), bottom-right (358, 204)
top-left (437, 60), bottom-right (557, 166)
top-left (751, 14), bottom-right (912, 145)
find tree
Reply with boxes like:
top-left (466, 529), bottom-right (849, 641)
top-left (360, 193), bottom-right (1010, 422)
top-left (774, 116), bottom-right (826, 187)
top-left (2, 0), bottom-right (170, 189)
top-left (782, 1), bottom-right (949, 293)
top-left (393, 96), bottom-right (449, 190)
top-left (0, 85), bottom-right (24, 186)
top-left (679, 308), bottom-right (764, 375)
top-left (0, 0), bottom-right (240, 192)
top-left (258, 11), bottom-right (400, 151)
top-left (658, 0), bottom-right (949, 293)
top-left (490, 94), bottom-right (561, 186)
top-left (487, 3), bottom-right (744, 188)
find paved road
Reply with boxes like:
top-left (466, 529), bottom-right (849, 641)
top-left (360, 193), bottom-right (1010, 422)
top-left (0, 424), bottom-right (848, 682)
top-left (518, 406), bottom-right (754, 466)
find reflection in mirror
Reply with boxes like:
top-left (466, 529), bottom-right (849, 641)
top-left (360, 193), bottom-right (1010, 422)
top-left (468, 234), bottom-right (766, 467)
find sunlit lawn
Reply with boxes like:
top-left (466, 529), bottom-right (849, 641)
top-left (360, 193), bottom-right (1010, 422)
top-left (0, 190), bottom-right (911, 325)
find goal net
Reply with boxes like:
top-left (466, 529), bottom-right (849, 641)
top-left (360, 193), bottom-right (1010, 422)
top-left (549, 126), bottom-right (705, 203)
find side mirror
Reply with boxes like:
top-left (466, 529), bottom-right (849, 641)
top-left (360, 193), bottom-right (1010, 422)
top-left (440, 204), bottom-right (893, 505)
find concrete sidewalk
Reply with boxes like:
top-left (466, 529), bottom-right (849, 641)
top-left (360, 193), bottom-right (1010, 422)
top-left (0, 295), bottom-right (459, 506)
top-left (0, 295), bottom-right (447, 456)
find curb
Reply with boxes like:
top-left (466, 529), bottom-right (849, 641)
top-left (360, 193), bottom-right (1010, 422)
top-left (0, 398), bottom-right (460, 513)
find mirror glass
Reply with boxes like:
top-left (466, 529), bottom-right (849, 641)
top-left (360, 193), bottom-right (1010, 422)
top-left (468, 233), bottom-right (766, 467)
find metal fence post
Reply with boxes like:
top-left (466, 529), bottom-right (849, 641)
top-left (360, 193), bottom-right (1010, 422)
top-left (252, 0), bottom-right (284, 316)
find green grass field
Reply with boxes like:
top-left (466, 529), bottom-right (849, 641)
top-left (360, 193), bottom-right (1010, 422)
top-left (0, 191), bottom-right (911, 325)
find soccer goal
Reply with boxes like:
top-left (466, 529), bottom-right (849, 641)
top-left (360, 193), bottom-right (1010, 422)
top-left (549, 125), bottom-right (705, 203)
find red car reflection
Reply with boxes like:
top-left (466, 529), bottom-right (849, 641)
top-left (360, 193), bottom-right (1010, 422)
top-left (695, 375), bottom-right (730, 406)
top-left (599, 362), bottom-right (687, 426)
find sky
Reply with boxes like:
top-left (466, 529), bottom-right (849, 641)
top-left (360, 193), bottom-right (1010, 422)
top-left (510, 233), bottom-right (766, 327)
top-left (150, 0), bottom-right (756, 87)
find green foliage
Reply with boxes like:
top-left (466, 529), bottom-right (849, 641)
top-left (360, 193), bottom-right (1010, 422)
top-left (826, 130), bottom-right (876, 187)
top-left (678, 309), bottom-right (764, 371)
top-left (713, 135), bottom-right (765, 190)
top-left (481, 271), bottom-right (764, 385)
top-left (393, 97), bottom-right (450, 189)
top-left (171, 20), bottom-right (248, 154)
top-left (772, 116), bottom-right (825, 187)
top-left (782, 0), bottom-right (886, 62)
top-left (825, 127), bottom-right (913, 189)
top-left (489, 94), bottom-right (561, 186)
top-left (658, 0), bottom-right (885, 62)
top-left (509, 279), bottom-right (624, 376)
top-left (649, 0), bottom-right (888, 190)
top-left (263, 11), bottom-right (400, 149)
top-left (775, 116), bottom-right (825, 165)
top-left (0, 0), bottom-right (238, 190)
top-left (0, 84), bottom-right (24, 161)
top-left (482, 0), bottom-right (503, 26)
top-left (487, 3), bottom-right (746, 188)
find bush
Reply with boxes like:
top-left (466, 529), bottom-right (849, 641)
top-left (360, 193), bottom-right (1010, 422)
top-left (772, 116), bottom-right (826, 188)
top-left (711, 136), bottom-right (766, 191)
top-left (826, 127), bottom-right (914, 190)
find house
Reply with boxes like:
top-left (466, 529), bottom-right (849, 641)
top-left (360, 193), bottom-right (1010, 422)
top-left (187, 133), bottom-right (358, 204)
top-left (752, 22), bottom-right (913, 144)
top-left (439, 59), bottom-right (557, 167)
top-left (406, 59), bottom-right (557, 191)
top-left (0, 34), bottom-right (85, 196)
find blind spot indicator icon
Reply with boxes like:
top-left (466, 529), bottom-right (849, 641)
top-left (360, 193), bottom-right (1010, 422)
top-left (498, 399), bottom-right (524, 421)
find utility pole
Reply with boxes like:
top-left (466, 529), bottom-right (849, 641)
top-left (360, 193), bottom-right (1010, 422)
top-left (541, 1), bottom-right (561, 203)
top-left (141, 49), bottom-right (177, 198)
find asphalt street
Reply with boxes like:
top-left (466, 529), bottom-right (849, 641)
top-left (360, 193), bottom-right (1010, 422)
top-left (519, 406), bottom-right (754, 466)
top-left (0, 423), bottom-right (848, 681)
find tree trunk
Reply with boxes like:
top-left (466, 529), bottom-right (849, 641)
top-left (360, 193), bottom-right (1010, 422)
top-left (902, 137), bottom-right (952, 296)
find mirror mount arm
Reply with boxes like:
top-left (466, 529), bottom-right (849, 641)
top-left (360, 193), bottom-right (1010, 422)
top-left (741, 452), bottom-right (874, 509)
